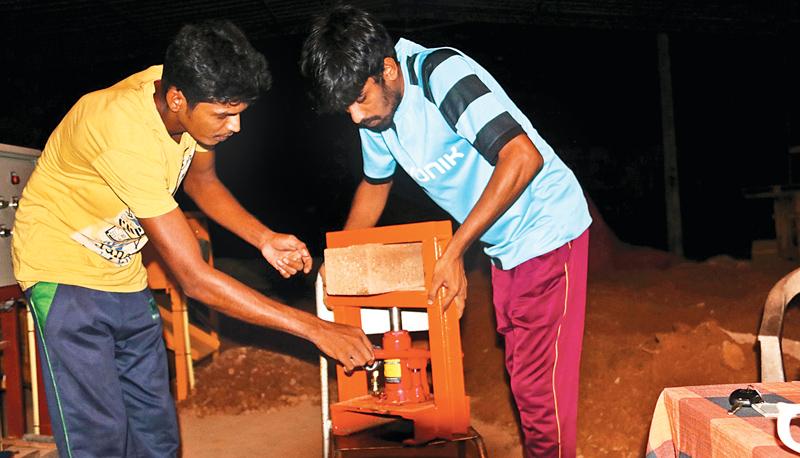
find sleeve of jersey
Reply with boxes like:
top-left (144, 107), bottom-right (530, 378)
top-left (92, 149), bottom-right (179, 219)
top-left (424, 51), bottom-right (525, 165)
top-left (360, 128), bottom-right (396, 184)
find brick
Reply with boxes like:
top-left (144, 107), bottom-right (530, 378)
top-left (324, 242), bottom-right (425, 295)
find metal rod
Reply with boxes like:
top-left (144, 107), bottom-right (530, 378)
top-left (26, 306), bottom-right (40, 435)
top-left (390, 307), bottom-right (402, 331)
top-left (315, 274), bottom-right (331, 458)
top-left (182, 296), bottom-right (195, 389)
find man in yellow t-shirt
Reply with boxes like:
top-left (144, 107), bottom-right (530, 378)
top-left (13, 21), bottom-right (374, 458)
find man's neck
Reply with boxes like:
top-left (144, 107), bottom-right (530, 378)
top-left (152, 80), bottom-right (184, 143)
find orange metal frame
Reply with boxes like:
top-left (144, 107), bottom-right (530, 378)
top-left (325, 221), bottom-right (470, 444)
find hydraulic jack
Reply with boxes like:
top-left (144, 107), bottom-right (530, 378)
top-left (373, 309), bottom-right (432, 406)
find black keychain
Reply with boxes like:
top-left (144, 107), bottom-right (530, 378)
top-left (728, 386), bottom-right (764, 415)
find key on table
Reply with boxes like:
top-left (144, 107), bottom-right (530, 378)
top-left (728, 387), bottom-right (764, 415)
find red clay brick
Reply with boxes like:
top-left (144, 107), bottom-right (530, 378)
top-left (324, 242), bottom-right (425, 295)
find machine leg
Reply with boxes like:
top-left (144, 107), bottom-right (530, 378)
top-left (1, 306), bottom-right (24, 438)
top-left (169, 288), bottom-right (190, 401)
top-left (473, 431), bottom-right (489, 458)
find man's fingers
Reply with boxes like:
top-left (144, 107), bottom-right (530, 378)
top-left (453, 296), bottom-right (466, 319)
top-left (340, 346), bottom-right (358, 371)
top-left (301, 254), bottom-right (313, 274)
top-left (441, 288), bottom-right (457, 311)
top-left (360, 335), bottom-right (375, 364)
top-left (274, 260), bottom-right (294, 277)
top-left (428, 277), bottom-right (444, 305)
top-left (274, 263), bottom-right (290, 278)
top-left (279, 246), bottom-right (311, 275)
top-left (279, 257), bottom-right (302, 274)
top-left (344, 350), bottom-right (369, 369)
top-left (346, 330), bottom-right (374, 365)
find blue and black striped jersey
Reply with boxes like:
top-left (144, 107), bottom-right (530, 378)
top-left (360, 38), bottom-right (591, 269)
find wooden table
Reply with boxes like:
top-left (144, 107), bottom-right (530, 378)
top-left (647, 382), bottom-right (800, 457)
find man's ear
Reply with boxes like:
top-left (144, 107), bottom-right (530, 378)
top-left (165, 86), bottom-right (187, 113)
top-left (383, 57), bottom-right (400, 82)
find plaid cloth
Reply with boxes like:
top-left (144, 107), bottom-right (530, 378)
top-left (646, 382), bottom-right (800, 457)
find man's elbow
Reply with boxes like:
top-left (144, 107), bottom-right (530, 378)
top-left (172, 263), bottom-right (216, 302)
top-left (520, 149), bottom-right (543, 182)
top-left (180, 279), bottom-right (204, 302)
top-left (530, 153), bottom-right (544, 176)
top-left (499, 137), bottom-right (544, 181)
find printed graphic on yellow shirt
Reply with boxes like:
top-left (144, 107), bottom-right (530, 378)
top-left (176, 145), bottom-right (195, 190)
top-left (71, 209), bottom-right (147, 266)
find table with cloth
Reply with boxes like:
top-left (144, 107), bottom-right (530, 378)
top-left (646, 382), bottom-right (800, 457)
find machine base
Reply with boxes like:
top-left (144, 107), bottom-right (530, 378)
top-left (331, 421), bottom-right (487, 458)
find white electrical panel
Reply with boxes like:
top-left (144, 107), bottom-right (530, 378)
top-left (0, 143), bottom-right (40, 288)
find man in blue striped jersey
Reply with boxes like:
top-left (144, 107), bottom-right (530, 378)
top-left (302, 6), bottom-right (591, 457)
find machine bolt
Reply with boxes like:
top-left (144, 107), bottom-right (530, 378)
top-left (0, 197), bottom-right (7, 209)
top-left (371, 370), bottom-right (381, 395)
top-left (9, 196), bottom-right (19, 208)
top-left (0, 225), bottom-right (11, 237)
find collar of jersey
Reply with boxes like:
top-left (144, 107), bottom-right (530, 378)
top-left (391, 38), bottom-right (425, 132)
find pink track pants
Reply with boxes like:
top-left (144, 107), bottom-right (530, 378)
top-left (491, 229), bottom-right (589, 458)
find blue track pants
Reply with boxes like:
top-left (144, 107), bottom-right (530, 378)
top-left (27, 282), bottom-right (179, 458)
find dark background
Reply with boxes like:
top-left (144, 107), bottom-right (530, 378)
top-left (2, 1), bottom-right (799, 261)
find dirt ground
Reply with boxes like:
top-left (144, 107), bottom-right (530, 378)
top-left (177, 232), bottom-right (800, 456)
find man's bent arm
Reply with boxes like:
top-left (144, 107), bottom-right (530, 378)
top-left (183, 150), bottom-right (311, 276)
top-left (343, 179), bottom-right (392, 230)
top-left (429, 134), bottom-right (544, 311)
top-left (139, 208), bottom-right (373, 370)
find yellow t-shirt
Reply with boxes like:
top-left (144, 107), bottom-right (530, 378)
top-left (12, 65), bottom-right (202, 292)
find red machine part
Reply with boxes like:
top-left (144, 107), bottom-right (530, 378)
top-left (0, 285), bottom-right (52, 437)
top-left (0, 285), bottom-right (25, 437)
top-left (375, 330), bottom-right (430, 405)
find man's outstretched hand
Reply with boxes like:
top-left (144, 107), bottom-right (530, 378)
top-left (260, 232), bottom-right (313, 278)
top-left (313, 320), bottom-right (374, 372)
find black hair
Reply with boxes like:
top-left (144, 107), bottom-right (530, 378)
top-left (162, 20), bottom-right (271, 107)
top-left (300, 4), bottom-right (396, 113)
